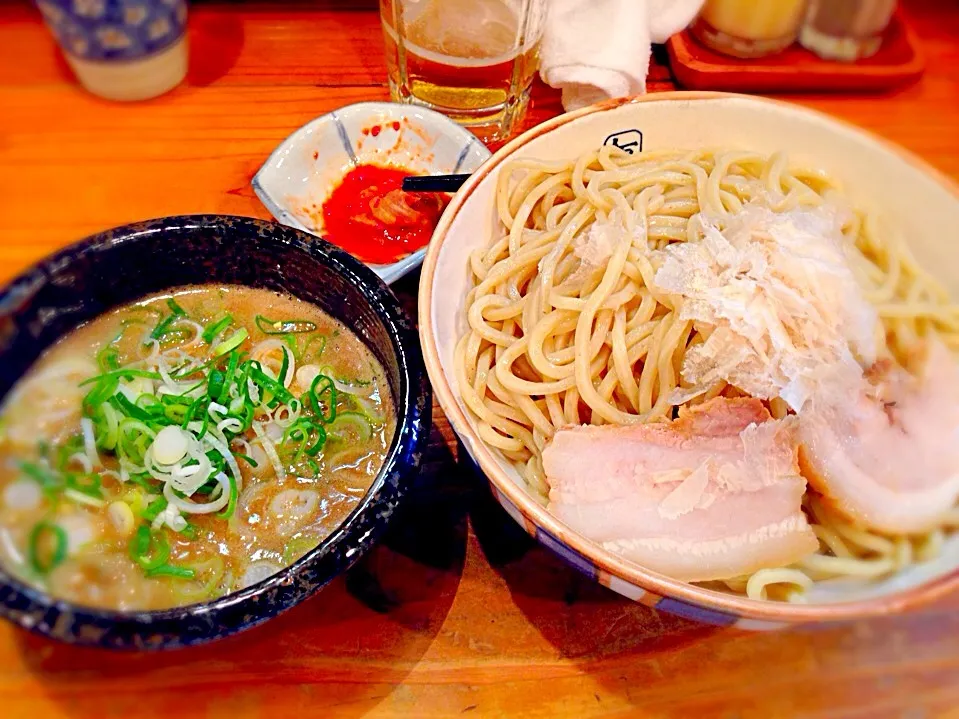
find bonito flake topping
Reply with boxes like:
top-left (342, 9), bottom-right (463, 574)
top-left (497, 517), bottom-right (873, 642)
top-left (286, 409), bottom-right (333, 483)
top-left (653, 204), bottom-right (879, 411)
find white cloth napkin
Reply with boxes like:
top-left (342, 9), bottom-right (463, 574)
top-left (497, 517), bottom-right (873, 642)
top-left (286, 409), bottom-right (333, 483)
top-left (540, 0), bottom-right (705, 111)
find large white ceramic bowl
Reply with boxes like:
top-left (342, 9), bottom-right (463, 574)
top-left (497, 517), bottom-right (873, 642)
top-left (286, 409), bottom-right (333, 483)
top-left (253, 101), bottom-right (491, 284)
top-left (419, 92), bottom-right (959, 629)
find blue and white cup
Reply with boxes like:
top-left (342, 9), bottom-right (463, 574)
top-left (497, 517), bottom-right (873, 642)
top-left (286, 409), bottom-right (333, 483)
top-left (35, 0), bottom-right (188, 101)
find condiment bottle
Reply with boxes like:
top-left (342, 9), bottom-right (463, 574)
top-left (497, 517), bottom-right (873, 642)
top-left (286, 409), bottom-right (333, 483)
top-left (691, 0), bottom-right (809, 58)
top-left (800, 0), bottom-right (898, 61)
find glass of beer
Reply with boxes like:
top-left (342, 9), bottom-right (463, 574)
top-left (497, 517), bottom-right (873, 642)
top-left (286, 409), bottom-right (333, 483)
top-left (380, 0), bottom-right (547, 142)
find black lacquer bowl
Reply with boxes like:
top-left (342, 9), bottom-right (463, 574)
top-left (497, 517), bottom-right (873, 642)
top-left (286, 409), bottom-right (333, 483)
top-left (0, 215), bottom-right (431, 649)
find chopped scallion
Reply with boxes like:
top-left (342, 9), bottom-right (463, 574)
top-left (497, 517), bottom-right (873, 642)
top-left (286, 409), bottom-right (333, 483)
top-left (213, 328), bottom-right (248, 357)
top-left (235, 453), bottom-right (258, 468)
top-left (222, 351), bottom-right (241, 391)
top-left (328, 411), bottom-right (373, 442)
top-left (96, 345), bottom-right (121, 372)
top-left (79, 369), bottom-right (161, 386)
top-left (202, 314), bottom-right (233, 344)
top-left (142, 496), bottom-right (168, 522)
top-left (166, 298), bottom-right (187, 317)
top-left (65, 473), bottom-right (103, 500)
top-left (28, 521), bottom-right (68, 575)
top-left (249, 366), bottom-right (294, 405)
top-left (215, 474), bottom-right (238, 519)
top-left (255, 315), bottom-right (317, 335)
top-left (145, 563), bottom-right (196, 579)
top-left (19, 461), bottom-right (62, 495)
top-left (278, 348), bottom-right (290, 387)
top-left (149, 314), bottom-right (177, 342)
top-left (110, 393), bottom-right (157, 423)
top-left (304, 374), bottom-right (337, 424)
top-left (301, 334), bottom-right (327, 361)
top-left (129, 526), bottom-right (170, 571)
top-left (208, 369), bottom-right (226, 402)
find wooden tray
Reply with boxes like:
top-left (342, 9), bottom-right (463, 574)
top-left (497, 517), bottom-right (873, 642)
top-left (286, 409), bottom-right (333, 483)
top-left (666, 11), bottom-right (925, 93)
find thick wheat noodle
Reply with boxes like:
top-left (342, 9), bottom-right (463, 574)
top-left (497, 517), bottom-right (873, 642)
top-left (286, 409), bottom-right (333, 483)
top-left (454, 146), bottom-right (959, 601)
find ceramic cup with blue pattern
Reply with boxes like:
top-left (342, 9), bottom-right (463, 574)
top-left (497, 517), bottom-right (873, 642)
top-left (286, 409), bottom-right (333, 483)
top-left (35, 0), bottom-right (188, 101)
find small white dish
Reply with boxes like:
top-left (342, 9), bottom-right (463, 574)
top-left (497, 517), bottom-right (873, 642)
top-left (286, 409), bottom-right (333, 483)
top-left (252, 101), bottom-right (492, 284)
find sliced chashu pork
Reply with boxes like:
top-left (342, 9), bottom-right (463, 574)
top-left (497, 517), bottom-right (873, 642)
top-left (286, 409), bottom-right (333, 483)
top-left (800, 340), bottom-right (959, 534)
top-left (543, 398), bottom-right (817, 582)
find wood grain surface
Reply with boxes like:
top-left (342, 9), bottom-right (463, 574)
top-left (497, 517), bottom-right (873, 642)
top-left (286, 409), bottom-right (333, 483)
top-left (2, 1), bottom-right (959, 717)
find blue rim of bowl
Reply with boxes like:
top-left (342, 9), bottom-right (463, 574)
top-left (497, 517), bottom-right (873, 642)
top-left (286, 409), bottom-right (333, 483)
top-left (251, 101), bottom-right (491, 284)
top-left (0, 214), bottom-right (432, 649)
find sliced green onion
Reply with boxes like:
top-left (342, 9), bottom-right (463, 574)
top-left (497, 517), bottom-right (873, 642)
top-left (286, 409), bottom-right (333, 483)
top-left (278, 348), bottom-right (290, 388)
top-left (282, 534), bottom-right (320, 564)
top-left (93, 402), bottom-right (121, 451)
top-left (163, 403), bottom-right (190, 424)
top-left (132, 524), bottom-right (150, 555)
top-left (19, 461), bottom-right (62, 496)
top-left (116, 419), bottom-right (157, 465)
top-left (282, 333), bottom-right (299, 360)
top-left (149, 314), bottom-right (177, 342)
top-left (301, 335), bottom-right (327, 361)
top-left (80, 369), bottom-right (161, 387)
top-left (83, 375), bottom-right (120, 409)
top-left (222, 351), bottom-right (241, 391)
top-left (235, 453), bottom-right (258, 468)
top-left (28, 521), bottom-right (68, 575)
top-left (215, 474), bottom-right (238, 519)
top-left (159, 389), bottom-right (201, 406)
top-left (195, 410), bottom-right (211, 440)
top-left (135, 393), bottom-right (164, 412)
top-left (328, 411), bottom-right (373, 442)
top-left (54, 435), bottom-right (86, 470)
top-left (129, 526), bottom-right (170, 571)
top-left (255, 315), bottom-right (317, 335)
top-left (145, 299), bottom-right (187, 345)
top-left (64, 489), bottom-right (106, 508)
top-left (202, 314), bottom-right (233, 344)
top-left (146, 563), bottom-right (196, 579)
top-left (282, 418), bottom-right (327, 459)
top-left (65, 473), bottom-right (103, 499)
top-left (127, 473), bottom-right (158, 491)
top-left (319, 365), bottom-right (371, 388)
top-left (181, 396), bottom-right (205, 430)
top-left (249, 366), bottom-right (294, 405)
top-left (213, 328), bottom-right (248, 357)
top-left (141, 496), bottom-right (168, 522)
top-left (208, 369), bottom-right (226, 402)
top-left (304, 424), bottom-right (327, 456)
top-left (166, 298), bottom-right (187, 317)
top-left (96, 344), bottom-right (121, 372)
top-left (110, 393), bottom-right (157, 423)
top-left (346, 393), bottom-right (385, 425)
top-left (170, 358), bottom-right (216, 381)
top-left (304, 374), bottom-right (337, 424)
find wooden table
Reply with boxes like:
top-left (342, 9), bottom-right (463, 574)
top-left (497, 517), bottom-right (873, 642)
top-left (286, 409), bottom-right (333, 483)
top-left (2, 1), bottom-right (959, 716)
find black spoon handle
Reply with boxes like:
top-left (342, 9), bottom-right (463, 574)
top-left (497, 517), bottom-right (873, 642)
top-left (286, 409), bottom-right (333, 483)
top-left (401, 173), bottom-right (471, 193)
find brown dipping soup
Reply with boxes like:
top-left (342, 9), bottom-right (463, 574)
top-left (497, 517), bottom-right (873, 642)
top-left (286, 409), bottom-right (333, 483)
top-left (0, 286), bottom-right (395, 610)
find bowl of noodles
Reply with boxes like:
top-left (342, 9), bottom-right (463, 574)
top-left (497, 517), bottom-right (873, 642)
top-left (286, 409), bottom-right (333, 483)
top-left (419, 92), bottom-right (959, 628)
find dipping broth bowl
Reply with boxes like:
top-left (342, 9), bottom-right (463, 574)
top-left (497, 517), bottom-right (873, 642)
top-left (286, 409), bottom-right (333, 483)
top-left (0, 215), bottom-right (431, 649)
